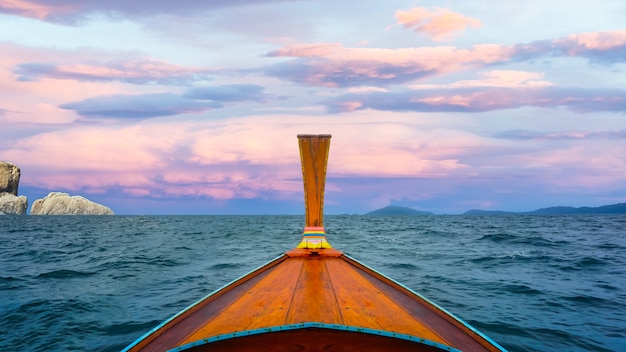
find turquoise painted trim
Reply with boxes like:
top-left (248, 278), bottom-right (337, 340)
top-left (167, 322), bottom-right (461, 352)
top-left (121, 254), bottom-right (288, 352)
top-left (343, 254), bottom-right (508, 352)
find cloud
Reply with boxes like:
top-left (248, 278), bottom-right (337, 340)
top-left (4, 111), bottom-right (624, 214)
top-left (0, 117), bottom-right (311, 201)
top-left (0, 0), bottom-right (77, 21)
top-left (0, 0), bottom-right (286, 24)
top-left (59, 84), bottom-right (269, 119)
top-left (552, 31), bottom-right (626, 61)
top-left (410, 70), bottom-right (552, 89)
top-left (265, 31), bottom-right (626, 87)
top-left (0, 0), bottom-right (294, 24)
top-left (512, 30), bottom-right (626, 64)
top-left (0, 113), bottom-right (483, 203)
top-left (493, 129), bottom-right (626, 140)
top-left (14, 59), bottom-right (213, 85)
top-left (265, 43), bottom-right (343, 58)
top-left (265, 44), bottom-right (513, 87)
top-left (183, 84), bottom-right (267, 102)
top-left (395, 6), bottom-right (482, 41)
top-left (325, 86), bottom-right (626, 113)
top-left (60, 93), bottom-right (221, 119)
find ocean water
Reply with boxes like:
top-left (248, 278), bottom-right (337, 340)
top-left (1, 215), bottom-right (625, 352)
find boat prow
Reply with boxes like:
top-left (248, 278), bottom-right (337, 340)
top-left (123, 135), bottom-right (506, 352)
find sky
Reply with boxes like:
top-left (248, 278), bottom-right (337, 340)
top-left (0, 0), bottom-right (625, 215)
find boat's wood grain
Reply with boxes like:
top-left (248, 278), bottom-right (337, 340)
top-left (181, 258), bottom-right (303, 343)
top-left (297, 134), bottom-right (331, 228)
top-left (344, 256), bottom-right (502, 352)
top-left (130, 256), bottom-right (286, 352)
top-left (285, 257), bottom-right (343, 324)
top-left (325, 258), bottom-right (447, 344)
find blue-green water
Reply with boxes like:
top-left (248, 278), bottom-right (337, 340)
top-left (1, 215), bottom-right (625, 351)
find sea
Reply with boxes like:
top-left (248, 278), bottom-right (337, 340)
top-left (1, 215), bottom-right (624, 352)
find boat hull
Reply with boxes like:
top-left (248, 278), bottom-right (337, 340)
top-left (171, 323), bottom-right (458, 352)
top-left (123, 252), bottom-right (504, 352)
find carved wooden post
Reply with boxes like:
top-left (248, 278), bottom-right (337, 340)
top-left (296, 134), bottom-right (332, 249)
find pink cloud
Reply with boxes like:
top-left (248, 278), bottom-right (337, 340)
top-left (556, 30), bottom-right (626, 52)
top-left (265, 43), bottom-right (514, 87)
top-left (326, 85), bottom-right (626, 113)
top-left (0, 0), bottom-right (294, 24)
top-left (265, 30), bottom-right (626, 87)
top-left (1, 113), bottom-right (484, 201)
top-left (0, 0), bottom-right (77, 20)
top-left (0, 43), bottom-right (235, 124)
top-left (410, 70), bottom-right (552, 89)
top-left (4, 110), bottom-right (624, 214)
top-left (395, 7), bottom-right (482, 41)
top-left (493, 129), bottom-right (626, 141)
top-left (0, 44), bottom-right (127, 124)
top-left (2, 118), bottom-right (307, 199)
top-left (15, 59), bottom-right (213, 85)
top-left (265, 43), bottom-right (342, 57)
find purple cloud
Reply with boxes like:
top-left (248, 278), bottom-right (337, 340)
top-left (493, 130), bottom-right (626, 140)
top-left (325, 86), bottom-right (626, 113)
top-left (183, 84), bottom-right (267, 102)
top-left (14, 60), bottom-right (213, 86)
top-left (516, 31), bottom-right (626, 64)
top-left (0, 0), bottom-right (295, 24)
top-left (265, 58), bottom-right (438, 88)
top-left (60, 93), bottom-right (221, 119)
top-left (265, 31), bottom-right (626, 88)
top-left (59, 84), bottom-right (269, 119)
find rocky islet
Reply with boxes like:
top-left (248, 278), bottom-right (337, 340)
top-left (0, 161), bottom-right (114, 215)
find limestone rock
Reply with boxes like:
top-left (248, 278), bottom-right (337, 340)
top-left (0, 161), bottom-right (20, 196)
top-left (30, 192), bottom-right (114, 215)
top-left (0, 193), bottom-right (28, 215)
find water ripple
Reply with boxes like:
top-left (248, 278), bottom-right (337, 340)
top-left (1, 214), bottom-right (624, 352)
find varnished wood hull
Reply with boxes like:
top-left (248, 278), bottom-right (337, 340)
top-left (124, 252), bottom-right (505, 352)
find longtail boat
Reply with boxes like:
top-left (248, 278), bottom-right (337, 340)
top-left (123, 134), bottom-right (507, 352)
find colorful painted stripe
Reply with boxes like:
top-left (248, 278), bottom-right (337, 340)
top-left (296, 226), bottom-right (333, 249)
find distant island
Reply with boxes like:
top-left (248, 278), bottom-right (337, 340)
top-left (464, 203), bottom-right (626, 215)
top-left (365, 205), bottom-right (433, 216)
top-left (364, 203), bottom-right (626, 216)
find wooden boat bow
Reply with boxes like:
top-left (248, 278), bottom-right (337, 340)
top-left (123, 134), bottom-right (507, 352)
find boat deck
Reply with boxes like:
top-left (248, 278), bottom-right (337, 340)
top-left (130, 249), bottom-right (500, 352)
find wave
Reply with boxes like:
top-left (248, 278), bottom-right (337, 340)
top-left (561, 294), bottom-right (614, 307)
top-left (383, 262), bottom-right (420, 270)
top-left (36, 269), bottom-right (96, 279)
top-left (478, 233), bottom-right (517, 242)
top-left (559, 256), bottom-right (610, 272)
top-left (2, 214), bottom-right (624, 352)
top-left (95, 256), bottom-right (185, 271)
top-left (468, 252), bottom-right (552, 264)
top-left (209, 262), bottom-right (246, 270)
top-left (477, 233), bottom-right (569, 248)
top-left (0, 275), bottom-right (24, 282)
top-left (502, 283), bottom-right (542, 295)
